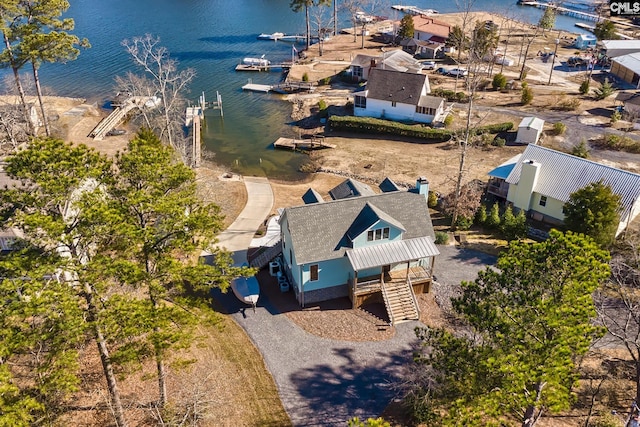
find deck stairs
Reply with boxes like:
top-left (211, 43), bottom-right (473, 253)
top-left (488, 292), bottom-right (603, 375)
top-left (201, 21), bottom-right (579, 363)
top-left (249, 238), bottom-right (282, 269)
top-left (381, 279), bottom-right (420, 325)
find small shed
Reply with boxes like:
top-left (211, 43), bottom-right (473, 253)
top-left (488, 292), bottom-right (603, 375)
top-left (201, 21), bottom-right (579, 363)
top-left (575, 34), bottom-right (597, 50)
top-left (515, 117), bottom-right (545, 145)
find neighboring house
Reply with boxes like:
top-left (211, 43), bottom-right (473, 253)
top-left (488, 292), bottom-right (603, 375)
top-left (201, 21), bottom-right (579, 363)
top-left (348, 50), bottom-right (422, 82)
top-left (574, 34), bottom-right (597, 50)
top-left (615, 91), bottom-right (640, 116)
top-left (610, 52), bottom-right (640, 88)
top-left (601, 39), bottom-right (640, 59)
top-left (408, 39), bottom-right (445, 59)
top-left (515, 116), bottom-right (545, 145)
top-left (279, 177), bottom-right (439, 324)
top-left (487, 144), bottom-right (640, 235)
top-left (412, 15), bottom-right (451, 43)
top-left (353, 68), bottom-right (446, 124)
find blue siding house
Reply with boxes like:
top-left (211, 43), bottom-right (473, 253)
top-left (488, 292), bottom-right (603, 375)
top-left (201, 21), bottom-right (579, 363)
top-left (279, 177), bottom-right (439, 324)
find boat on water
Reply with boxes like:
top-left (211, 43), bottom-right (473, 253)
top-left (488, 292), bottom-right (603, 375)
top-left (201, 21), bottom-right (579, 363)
top-left (257, 32), bottom-right (285, 40)
top-left (242, 54), bottom-right (270, 67)
top-left (231, 264), bottom-right (260, 310)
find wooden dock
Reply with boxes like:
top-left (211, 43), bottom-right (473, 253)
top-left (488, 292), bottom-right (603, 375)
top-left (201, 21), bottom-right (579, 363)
top-left (235, 62), bottom-right (293, 72)
top-left (273, 137), bottom-right (336, 151)
top-left (242, 82), bottom-right (273, 92)
top-left (241, 79), bottom-right (316, 94)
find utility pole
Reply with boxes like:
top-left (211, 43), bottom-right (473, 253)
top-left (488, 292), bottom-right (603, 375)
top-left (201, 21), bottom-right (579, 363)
top-left (548, 31), bottom-right (561, 85)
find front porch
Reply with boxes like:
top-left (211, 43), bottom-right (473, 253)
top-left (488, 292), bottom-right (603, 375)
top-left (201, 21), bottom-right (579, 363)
top-left (349, 265), bottom-right (433, 307)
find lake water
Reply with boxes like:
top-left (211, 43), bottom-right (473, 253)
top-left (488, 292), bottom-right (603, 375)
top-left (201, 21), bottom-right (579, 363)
top-left (11, 0), bottom-right (595, 180)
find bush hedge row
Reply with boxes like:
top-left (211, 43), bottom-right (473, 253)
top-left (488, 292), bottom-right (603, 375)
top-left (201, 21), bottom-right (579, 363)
top-left (328, 116), bottom-right (513, 142)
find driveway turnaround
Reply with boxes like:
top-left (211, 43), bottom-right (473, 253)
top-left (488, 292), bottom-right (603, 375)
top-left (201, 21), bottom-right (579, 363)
top-left (213, 244), bottom-right (496, 427)
top-left (213, 176), bottom-right (273, 264)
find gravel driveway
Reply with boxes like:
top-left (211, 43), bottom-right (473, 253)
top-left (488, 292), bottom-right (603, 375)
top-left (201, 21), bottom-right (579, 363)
top-left (213, 244), bottom-right (496, 426)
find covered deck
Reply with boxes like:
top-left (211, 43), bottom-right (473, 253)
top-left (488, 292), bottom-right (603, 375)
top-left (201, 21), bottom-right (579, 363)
top-left (345, 236), bottom-right (439, 308)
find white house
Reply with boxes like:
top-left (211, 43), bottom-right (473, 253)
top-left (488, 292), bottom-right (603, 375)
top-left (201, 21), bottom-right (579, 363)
top-left (487, 144), bottom-right (640, 236)
top-left (515, 116), bottom-right (545, 145)
top-left (412, 15), bottom-right (451, 43)
top-left (575, 34), bottom-right (597, 50)
top-left (353, 68), bottom-right (445, 124)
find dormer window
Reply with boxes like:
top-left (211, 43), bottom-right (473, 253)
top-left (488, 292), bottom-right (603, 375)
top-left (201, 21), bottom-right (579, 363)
top-left (367, 227), bottom-right (390, 241)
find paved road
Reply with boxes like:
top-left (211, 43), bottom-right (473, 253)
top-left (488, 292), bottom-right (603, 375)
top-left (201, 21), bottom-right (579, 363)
top-left (213, 244), bottom-right (496, 427)
top-left (212, 176), bottom-right (273, 264)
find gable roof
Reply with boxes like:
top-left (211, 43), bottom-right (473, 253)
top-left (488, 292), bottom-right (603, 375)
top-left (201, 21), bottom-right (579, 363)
top-left (518, 116), bottom-right (545, 131)
top-left (506, 144), bottom-right (640, 219)
top-left (282, 191), bottom-right (435, 265)
top-left (366, 68), bottom-right (429, 106)
top-left (379, 177), bottom-right (401, 193)
top-left (302, 188), bottom-right (324, 204)
top-left (329, 178), bottom-right (375, 200)
top-left (377, 50), bottom-right (422, 72)
top-left (346, 202), bottom-right (406, 240)
top-left (412, 15), bottom-right (451, 40)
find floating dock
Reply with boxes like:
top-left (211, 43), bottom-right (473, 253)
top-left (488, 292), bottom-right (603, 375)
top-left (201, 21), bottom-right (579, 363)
top-left (241, 79), bottom-right (317, 94)
top-left (273, 137), bottom-right (336, 151)
top-left (235, 62), bottom-right (293, 72)
top-left (242, 82), bottom-right (273, 92)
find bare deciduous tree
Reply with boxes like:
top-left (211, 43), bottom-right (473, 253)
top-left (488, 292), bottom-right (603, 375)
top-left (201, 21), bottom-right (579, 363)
top-left (121, 34), bottom-right (196, 164)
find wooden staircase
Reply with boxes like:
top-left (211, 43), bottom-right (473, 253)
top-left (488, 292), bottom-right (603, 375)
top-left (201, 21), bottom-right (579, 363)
top-left (249, 239), bottom-right (282, 269)
top-left (381, 280), bottom-right (420, 325)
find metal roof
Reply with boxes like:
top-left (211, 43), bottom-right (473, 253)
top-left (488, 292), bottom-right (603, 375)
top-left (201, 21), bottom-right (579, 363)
top-left (518, 116), bottom-right (545, 131)
top-left (282, 189), bottom-right (435, 265)
top-left (612, 52), bottom-right (640, 73)
top-left (505, 145), bottom-right (640, 219)
top-left (488, 154), bottom-right (521, 179)
top-left (346, 236), bottom-right (440, 270)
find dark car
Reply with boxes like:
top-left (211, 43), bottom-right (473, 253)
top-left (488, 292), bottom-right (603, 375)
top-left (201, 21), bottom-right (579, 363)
top-left (435, 67), bottom-right (450, 75)
top-left (567, 56), bottom-right (587, 67)
top-left (106, 129), bottom-right (126, 137)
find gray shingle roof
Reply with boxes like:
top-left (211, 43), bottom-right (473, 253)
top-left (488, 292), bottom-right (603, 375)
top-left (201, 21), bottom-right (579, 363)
top-left (282, 191), bottom-right (435, 265)
top-left (366, 68), bottom-right (428, 107)
top-left (418, 95), bottom-right (444, 108)
top-left (329, 178), bottom-right (375, 200)
top-left (506, 144), bottom-right (640, 218)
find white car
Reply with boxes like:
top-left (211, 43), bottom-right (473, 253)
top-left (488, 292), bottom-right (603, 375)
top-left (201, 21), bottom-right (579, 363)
top-left (448, 68), bottom-right (468, 77)
top-left (421, 61), bottom-right (436, 70)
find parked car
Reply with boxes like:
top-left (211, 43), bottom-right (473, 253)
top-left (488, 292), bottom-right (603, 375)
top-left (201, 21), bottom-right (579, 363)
top-left (435, 67), bottom-right (450, 75)
top-left (421, 61), bottom-right (436, 70)
top-left (567, 56), bottom-right (587, 67)
top-left (448, 68), bottom-right (468, 77)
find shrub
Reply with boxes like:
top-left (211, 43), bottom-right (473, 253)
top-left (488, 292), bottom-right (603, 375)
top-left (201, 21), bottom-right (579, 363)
top-left (443, 114), bottom-right (454, 128)
top-left (434, 231), bottom-right (449, 245)
top-left (521, 85), bottom-right (533, 105)
top-left (455, 216), bottom-right (473, 230)
top-left (319, 76), bottom-right (331, 85)
top-left (571, 140), bottom-right (590, 158)
top-left (492, 73), bottom-right (507, 91)
top-left (302, 72), bottom-right (309, 82)
top-left (428, 191), bottom-right (438, 208)
top-left (555, 98), bottom-right (581, 111)
top-left (592, 133), bottom-right (640, 153)
top-left (318, 99), bottom-right (327, 110)
top-left (432, 88), bottom-right (469, 103)
top-left (593, 77), bottom-right (614, 100)
top-left (492, 137), bottom-right (506, 147)
top-left (610, 109), bottom-right (621, 124)
top-left (486, 203), bottom-right (501, 229)
top-left (553, 122), bottom-right (566, 135)
top-left (579, 79), bottom-right (590, 95)
top-left (501, 205), bottom-right (528, 240)
top-left (475, 204), bottom-right (487, 225)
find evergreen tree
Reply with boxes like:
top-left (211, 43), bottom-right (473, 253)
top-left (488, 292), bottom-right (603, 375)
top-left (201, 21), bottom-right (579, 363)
top-left (413, 230), bottom-right (610, 426)
top-left (593, 20), bottom-right (619, 41)
top-left (475, 203), bottom-right (487, 225)
top-left (486, 202), bottom-right (501, 229)
top-left (398, 14), bottom-right (414, 39)
top-left (538, 7), bottom-right (556, 34)
top-left (0, 138), bottom-right (129, 427)
top-left (571, 140), bottom-right (590, 158)
top-left (105, 129), bottom-right (251, 409)
top-left (501, 205), bottom-right (528, 240)
top-left (564, 180), bottom-right (621, 247)
top-left (593, 77), bottom-right (614, 100)
top-left (446, 25), bottom-right (469, 56)
top-left (290, 0), bottom-right (331, 51)
top-left (521, 83), bottom-right (533, 105)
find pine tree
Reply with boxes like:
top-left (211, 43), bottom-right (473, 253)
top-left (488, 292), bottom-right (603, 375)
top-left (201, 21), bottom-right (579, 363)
top-left (538, 7), bottom-right (556, 34)
top-left (486, 203), bottom-right (501, 229)
top-left (398, 14), bottom-right (414, 39)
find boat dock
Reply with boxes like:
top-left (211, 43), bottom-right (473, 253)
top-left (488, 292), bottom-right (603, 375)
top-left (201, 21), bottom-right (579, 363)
top-left (273, 137), bottom-right (336, 151)
top-left (235, 62), bottom-right (293, 72)
top-left (391, 5), bottom-right (438, 15)
top-left (242, 79), bottom-right (316, 93)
